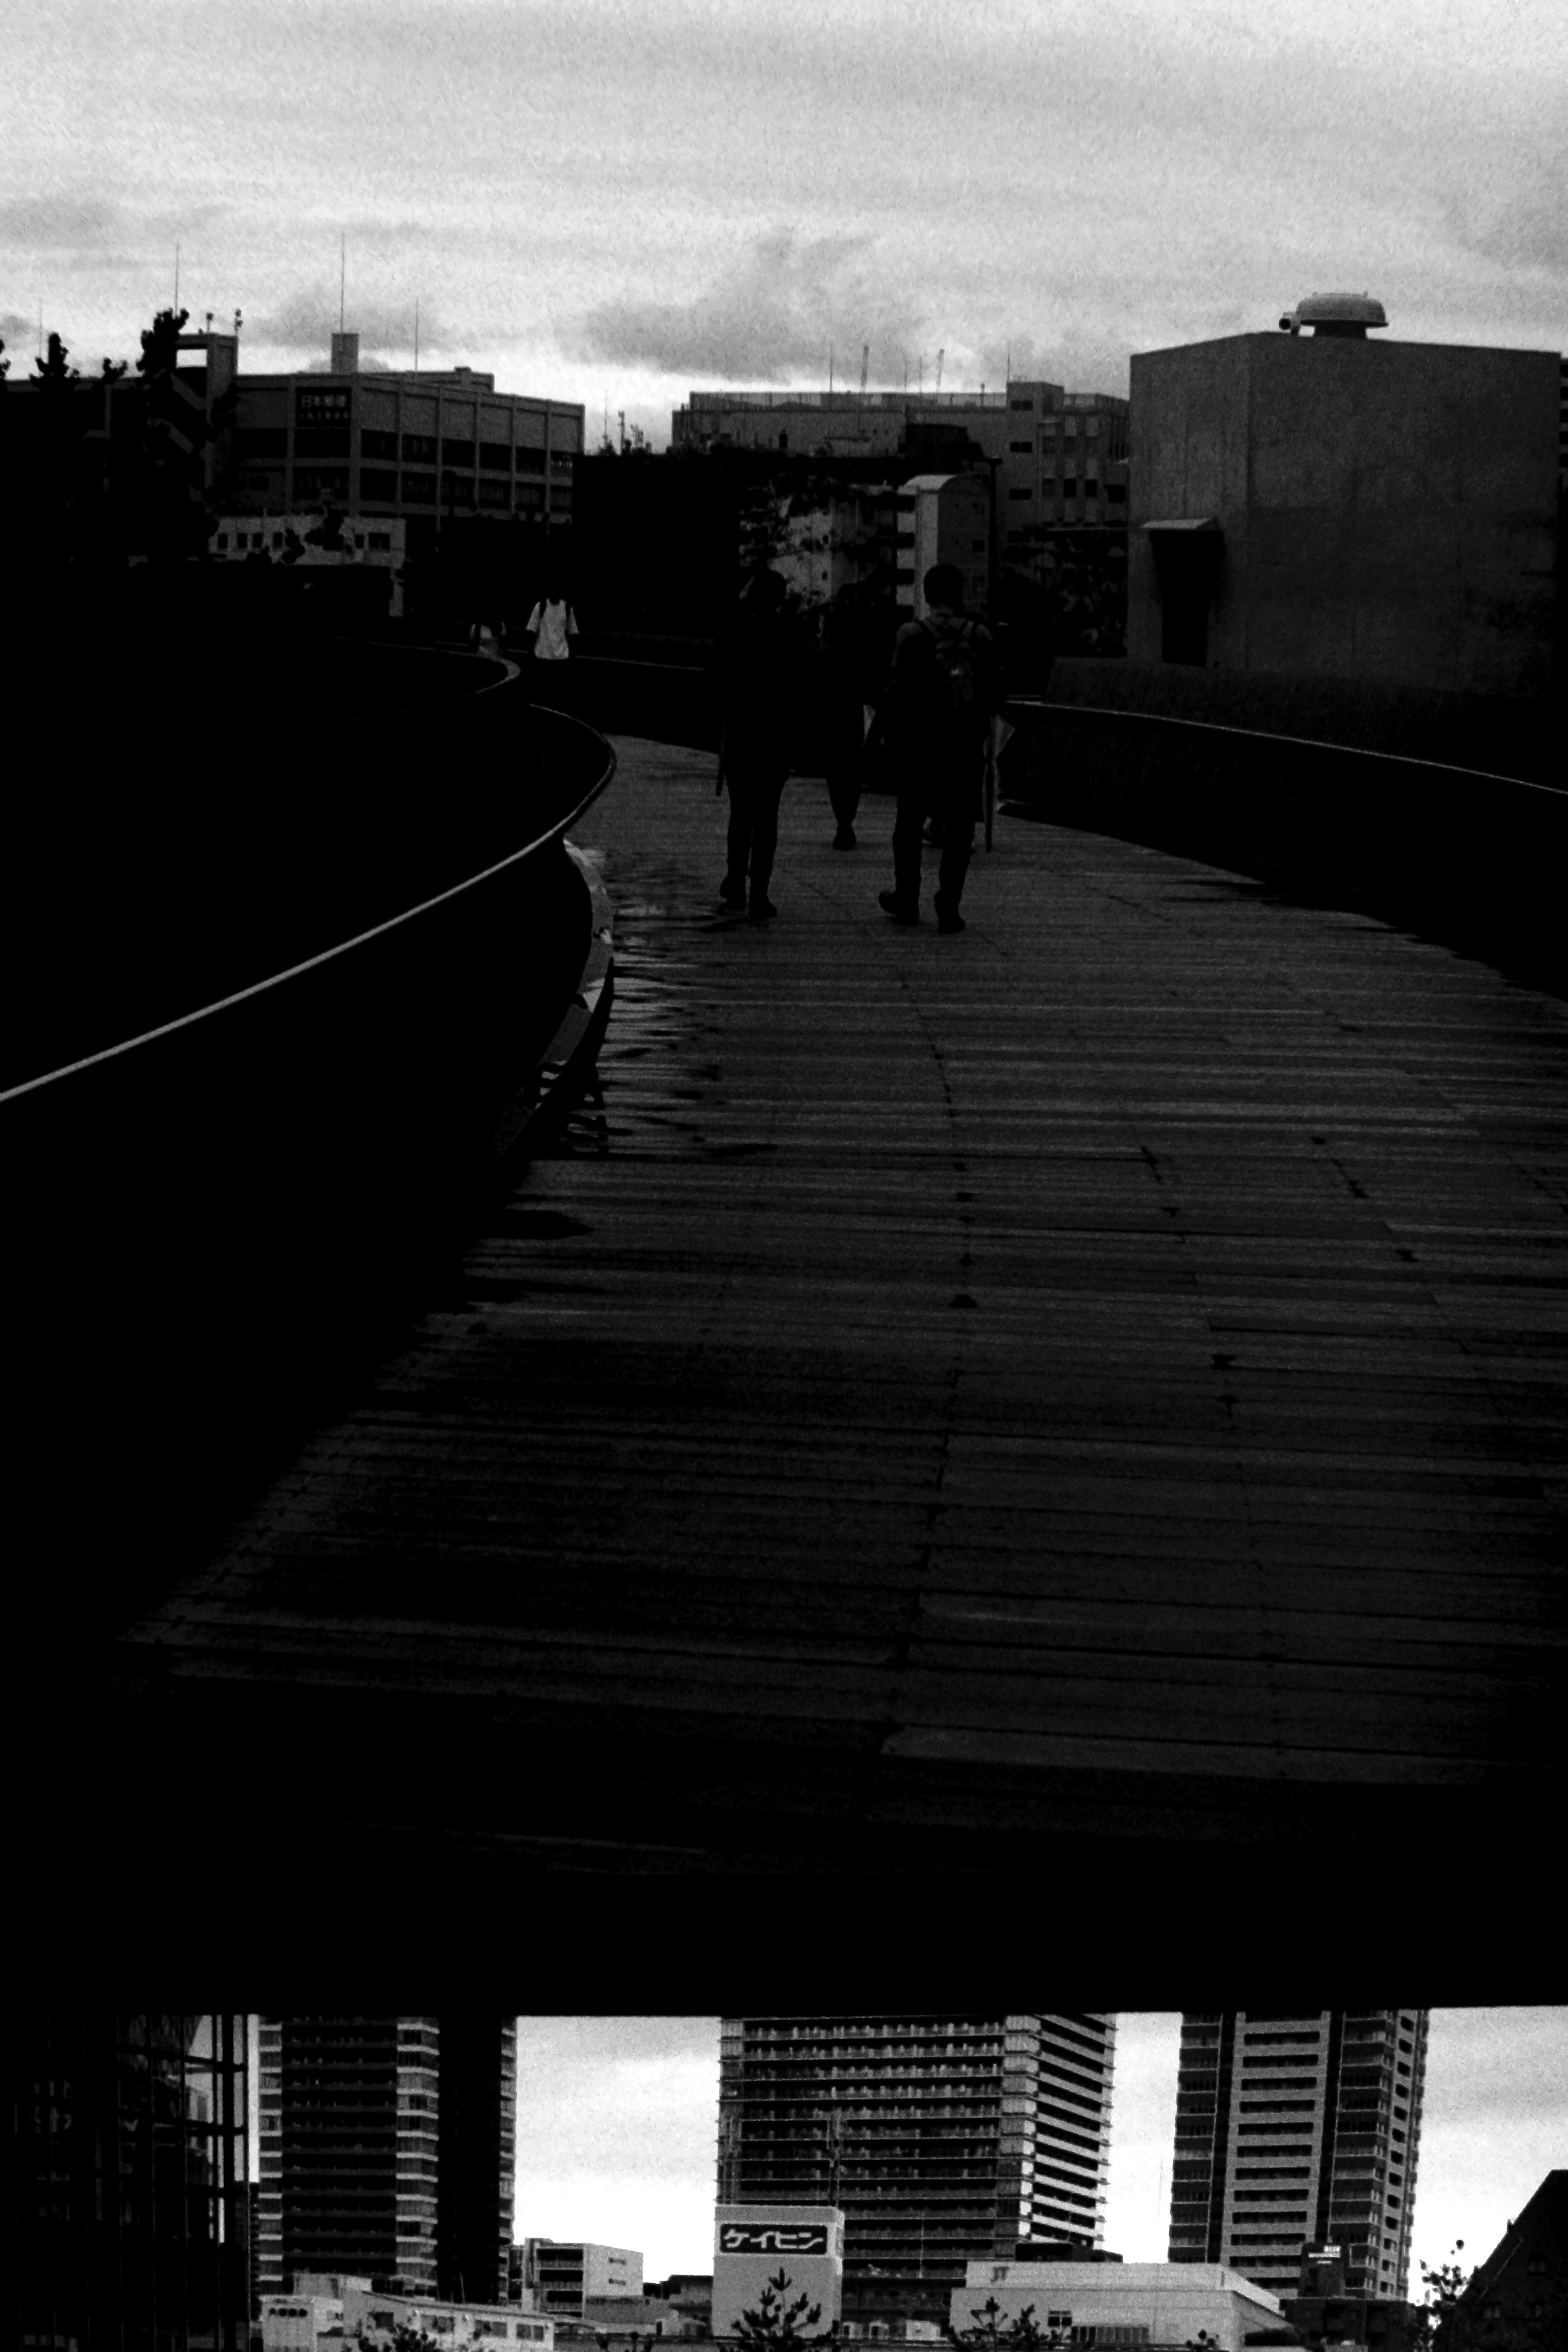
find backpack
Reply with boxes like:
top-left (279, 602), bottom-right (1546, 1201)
top-left (917, 616), bottom-right (982, 732)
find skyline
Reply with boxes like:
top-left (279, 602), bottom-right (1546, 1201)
top-left (4, 0), bottom-right (1564, 447)
top-left (507, 2011), bottom-right (1568, 2294)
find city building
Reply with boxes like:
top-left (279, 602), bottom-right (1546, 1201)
top-left (1126, 303), bottom-right (1559, 691)
top-left (229, 332), bottom-right (583, 552)
top-left (949, 2257), bottom-right (1288, 2351)
top-left (7, 2015), bottom-right (252, 2352)
top-left (256, 2018), bottom-right (517, 2301)
top-left (1433, 2170), bottom-right (1568, 2351)
top-left (716, 2017), bottom-right (1116, 2326)
top-left (1280, 2244), bottom-right (1423, 2352)
top-left (523, 2241), bottom-right (645, 2313)
top-left (1167, 2012), bottom-right (1428, 2303)
top-left (210, 513), bottom-right (408, 616)
top-left (261, 2277), bottom-right (554, 2351)
top-left (713, 2205), bottom-right (844, 2338)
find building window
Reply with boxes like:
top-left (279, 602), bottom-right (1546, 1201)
top-left (1010, 400), bottom-right (1034, 413)
top-left (441, 439), bottom-right (476, 468)
top-left (1009, 440), bottom-right (1034, 453)
top-left (368, 532), bottom-right (392, 550)
top-left (294, 468), bottom-right (350, 499)
top-left (359, 470), bottom-right (399, 501)
top-left (480, 441), bottom-right (512, 470)
top-left (402, 432), bottom-right (437, 462)
top-left (362, 429), bottom-right (399, 460)
top-left (1009, 486), bottom-right (1033, 500)
top-left (402, 472), bottom-right (437, 503)
top-left (238, 426), bottom-right (288, 458)
top-left (516, 448), bottom-right (546, 472)
top-left (477, 479), bottom-right (510, 507)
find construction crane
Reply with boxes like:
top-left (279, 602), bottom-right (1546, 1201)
top-left (860, 342), bottom-right (869, 394)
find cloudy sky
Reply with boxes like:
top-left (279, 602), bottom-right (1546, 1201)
top-left (3, 0), bottom-right (1564, 443)
top-left (511, 2011), bottom-right (1568, 2294)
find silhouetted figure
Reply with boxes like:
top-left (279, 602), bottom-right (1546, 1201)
top-left (817, 584), bottom-right (877, 849)
top-left (716, 568), bottom-right (798, 923)
top-left (878, 564), bottom-right (1002, 935)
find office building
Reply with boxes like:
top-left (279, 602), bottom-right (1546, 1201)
top-left (1432, 2169), bottom-right (1568, 2351)
top-left (1167, 2011), bottom-right (1427, 2302)
top-left (1127, 303), bottom-right (1559, 689)
top-left (523, 2241), bottom-right (645, 2312)
top-left (950, 2256), bottom-right (1285, 2351)
top-left (256, 2017), bottom-right (516, 2301)
top-left (7, 2014), bottom-right (252, 2352)
top-left (716, 2016), bottom-right (1115, 2324)
top-left (228, 332), bottom-right (583, 547)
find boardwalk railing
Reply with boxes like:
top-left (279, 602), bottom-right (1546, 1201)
top-left (999, 696), bottom-right (1568, 990)
top-left (5, 659), bottom-right (617, 1633)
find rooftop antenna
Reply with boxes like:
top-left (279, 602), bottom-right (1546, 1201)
top-left (860, 342), bottom-right (869, 394)
top-left (174, 244), bottom-right (180, 310)
top-left (935, 347), bottom-right (944, 392)
top-left (1006, 341), bottom-right (1011, 384)
top-left (339, 235), bottom-right (346, 332)
top-left (829, 341), bottom-right (834, 394)
top-left (414, 298), bottom-right (420, 371)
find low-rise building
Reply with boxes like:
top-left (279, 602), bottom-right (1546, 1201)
top-left (210, 512), bottom-right (408, 615)
top-left (1433, 2170), bottom-right (1568, 2351)
top-left (951, 2258), bottom-right (1290, 2351)
top-left (523, 2243), bottom-right (644, 2315)
top-left (1127, 299), bottom-right (1559, 692)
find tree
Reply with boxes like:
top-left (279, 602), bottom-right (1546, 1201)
top-left (733, 2269), bottom-right (828, 2352)
top-left (137, 305), bottom-right (189, 376)
top-left (945, 2297), bottom-right (1063, 2352)
top-left (33, 331), bottom-right (79, 382)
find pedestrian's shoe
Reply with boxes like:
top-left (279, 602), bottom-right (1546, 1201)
top-left (879, 889), bottom-right (920, 924)
top-left (719, 875), bottom-right (748, 909)
top-left (833, 825), bottom-right (857, 850)
top-left (936, 909), bottom-right (966, 935)
top-left (748, 898), bottom-right (778, 923)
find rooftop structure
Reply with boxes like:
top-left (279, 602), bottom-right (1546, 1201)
top-left (952, 2258), bottom-right (1286, 2352)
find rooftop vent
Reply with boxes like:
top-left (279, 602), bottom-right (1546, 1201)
top-left (1277, 292), bottom-right (1388, 338)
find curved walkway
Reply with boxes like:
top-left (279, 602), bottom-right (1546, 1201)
top-left (109, 737), bottom-right (1568, 1882)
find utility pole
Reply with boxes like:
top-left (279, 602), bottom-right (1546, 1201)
top-left (935, 347), bottom-right (944, 393)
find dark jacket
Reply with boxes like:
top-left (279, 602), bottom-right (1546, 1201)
top-left (882, 608), bottom-right (1003, 764)
top-left (717, 593), bottom-right (802, 771)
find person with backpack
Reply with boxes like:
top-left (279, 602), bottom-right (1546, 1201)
top-left (877, 563), bottom-right (1003, 934)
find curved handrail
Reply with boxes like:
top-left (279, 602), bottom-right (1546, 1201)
top-left (1003, 693), bottom-right (1567, 800)
top-left (2, 704), bottom-right (617, 1108)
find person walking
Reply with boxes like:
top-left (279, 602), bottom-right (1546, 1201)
top-left (817, 583), bottom-right (875, 850)
top-left (524, 577), bottom-right (578, 696)
top-left (715, 567), bottom-right (799, 923)
top-left (877, 563), bottom-right (1002, 934)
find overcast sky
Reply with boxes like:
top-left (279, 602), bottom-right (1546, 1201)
top-left (3, 0), bottom-right (1564, 443)
top-left (511, 2011), bottom-right (1568, 2295)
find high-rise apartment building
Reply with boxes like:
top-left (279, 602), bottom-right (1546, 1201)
top-left (716, 2016), bottom-right (1115, 2322)
top-left (256, 2018), bottom-right (516, 2301)
top-left (1167, 2011), bottom-right (1428, 2302)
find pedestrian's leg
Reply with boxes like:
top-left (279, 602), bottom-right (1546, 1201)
top-left (748, 771), bottom-right (786, 917)
top-left (723, 774), bottom-right (754, 906)
top-left (933, 762), bottom-right (979, 928)
top-left (885, 782), bottom-right (925, 916)
top-left (828, 766), bottom-right (858, 843)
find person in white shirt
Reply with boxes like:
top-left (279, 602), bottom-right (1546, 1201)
top-left (526, 581), bottom-right (579, 663)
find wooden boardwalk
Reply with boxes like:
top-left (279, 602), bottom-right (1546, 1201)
top-left (107, 737), bottom-right (1568, 1888)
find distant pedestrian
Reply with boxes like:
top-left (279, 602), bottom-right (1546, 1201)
top-left (715, 568), bottom-right (799, 923)
top-left (526, 580), bottom-right (579, 663)
top-left (877, 564), bottom-right (1002, 934)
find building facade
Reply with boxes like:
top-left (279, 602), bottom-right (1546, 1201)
top-left (522, 2241), bottom-right (644, 2313)
top-left (1167, 2011), bottom-right (1428, 2304)
top-left (261, 2277), bottom-right (553, 2351)
top-left (7, 2014), bottom-right (252, 2352)
top-left (1433, 2169), bottom-right (1568, 2352)
top-left (949, 2258), bottom-right (1287, 2351)
top-left (256, 2018), bottom-right (516, 2302)
top-left (1127, 323), bottom-right (1559, 692)
top-left (229, 333), bottom-right (583, 546)
top-left (716, 2017), bottom-right (1116, 2324)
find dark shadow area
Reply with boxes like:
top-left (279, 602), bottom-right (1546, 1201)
top-left (4, 615), bottom-right (615, 1668)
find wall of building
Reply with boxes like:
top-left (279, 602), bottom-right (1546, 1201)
top-left (1128, 333), bottom-right (1559, 695)
top-left (953, 2263), bottom-right (1284, 2352)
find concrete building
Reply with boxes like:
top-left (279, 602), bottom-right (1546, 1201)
top-left (713, 2205), bottom-right (844, 2339)
top-left (1279, 2245), bottom-right (1423, 2352)
top-left (898, 474), bottom-right (992, 616)
top-left (1433, 2170), bottom-right (1568, 2351)
top-left (230, 332), bottom-right (583, 546)
top-left (523, 2243), bottom-right (644, 2314)
top-left (716, 2018), bottom-right (1116, 2326)
top-left (261, 2277), bottom-right (555, 2351)
top-left (256, 2018), bottom-right (517, 2302)
top-left (1167, 2013), bottom-right (1427, 2305)
top-left (951, 2258), bottom-right (1287, 2350)
top-left (1127, 308), bottom-right (1559, 693)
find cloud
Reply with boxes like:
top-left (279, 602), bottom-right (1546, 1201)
top-left (248, 283), bottom-right (452, 358)
top-left (0, 195), bottom-right (123, 252)
top-left (571, 228), bottom-right (925, 383)
top-left (1, 310), bottom-right (34, 347)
